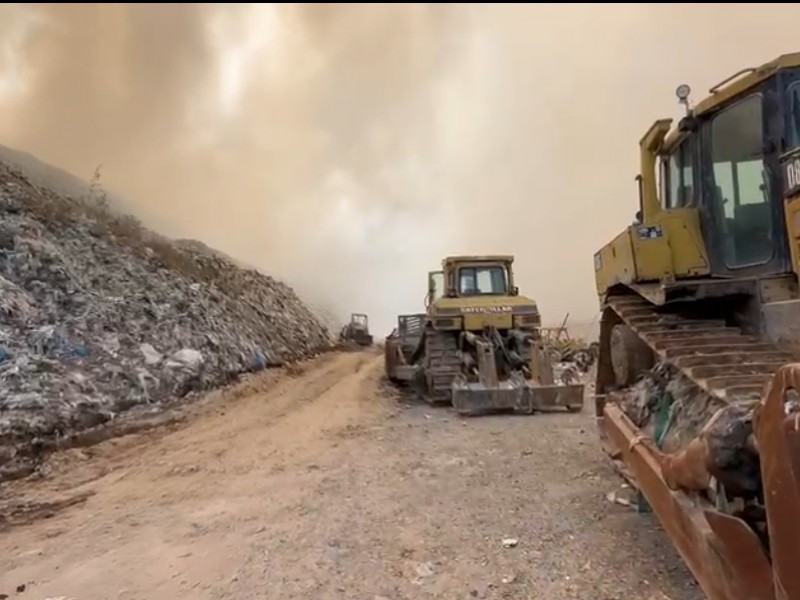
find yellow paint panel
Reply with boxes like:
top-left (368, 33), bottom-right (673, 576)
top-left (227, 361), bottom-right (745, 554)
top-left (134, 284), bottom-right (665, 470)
top-left (594, 208), bottom-right (709, 296)
top-left (632, 209), bottom-right (709, 283)
top-left (435, 295), bottom-right (537, 312)
top-left (784, 197), bottom-right (800, 277)
top-left (464, 313), bottom-right (513, 330)
top-left (629, 226), bottom-right (671, 281)
top-left (657, 209), bottom-right (709, 277)
top-left (594, 229), bottom-right (636, 294)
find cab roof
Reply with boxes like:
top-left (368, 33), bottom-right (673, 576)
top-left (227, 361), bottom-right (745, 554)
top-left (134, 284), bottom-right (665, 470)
top-left (693, 52), bottom-right (800, 116)
top-left (661, 52), bottom-right (800, 152)
top-left (442, 255), bottom-right (514, 266)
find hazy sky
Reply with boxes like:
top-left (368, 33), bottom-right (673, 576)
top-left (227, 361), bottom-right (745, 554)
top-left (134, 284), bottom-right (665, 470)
top-left (0, 3), bottom-right (797, 334)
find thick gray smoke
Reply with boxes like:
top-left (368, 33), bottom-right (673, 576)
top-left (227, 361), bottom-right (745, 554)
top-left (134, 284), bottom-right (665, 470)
top-left (0, 3), bottom-right (797, 335)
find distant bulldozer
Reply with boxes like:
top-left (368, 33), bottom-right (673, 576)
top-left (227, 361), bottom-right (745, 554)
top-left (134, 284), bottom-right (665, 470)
top-left (384, 255), bottom-right (584, 415)
top-left (339, 313), bottom-right (373, 347)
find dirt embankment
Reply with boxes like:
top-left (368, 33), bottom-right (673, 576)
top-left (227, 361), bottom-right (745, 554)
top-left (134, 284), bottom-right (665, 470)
top-left (0, 161), bottom-right (332, 481)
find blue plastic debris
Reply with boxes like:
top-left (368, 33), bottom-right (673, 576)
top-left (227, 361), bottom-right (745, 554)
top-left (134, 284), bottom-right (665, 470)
top-left (250, 349), bottom-right (267, 371)
top-left (70, 346), bottom-right (89, 358)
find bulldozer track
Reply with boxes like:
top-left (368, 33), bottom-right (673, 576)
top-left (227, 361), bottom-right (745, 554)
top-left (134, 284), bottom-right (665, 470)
top-left (425, 329), bottom-right (461, 404)
top-left (607, 293), bottom-right (796, 407)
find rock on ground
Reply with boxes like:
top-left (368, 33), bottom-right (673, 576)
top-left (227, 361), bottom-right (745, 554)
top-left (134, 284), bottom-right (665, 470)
top-left (0, 162), bottom-right (332, 480)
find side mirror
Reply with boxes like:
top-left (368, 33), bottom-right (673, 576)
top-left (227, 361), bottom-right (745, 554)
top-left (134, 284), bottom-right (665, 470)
top-left (511, 286), bottom-right (519, 296)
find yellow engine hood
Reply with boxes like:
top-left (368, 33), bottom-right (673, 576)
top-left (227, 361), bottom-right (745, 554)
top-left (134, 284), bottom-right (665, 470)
top-left (430, 295), bottom-right (539, 330)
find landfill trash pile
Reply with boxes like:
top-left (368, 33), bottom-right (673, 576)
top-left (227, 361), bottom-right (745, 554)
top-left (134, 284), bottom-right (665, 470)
top-left (0, 162), bottom-right (332, 480)
top-left (540, 316), bottom-right (599, 374)
top-left (555, 341), bottom-right (598, 374)
top-left (544, 339), bottom-right (598, 376)
top-left (621, 361), bottom-right (777, 541)
top-left (620, 362), bottom-right (727, 453)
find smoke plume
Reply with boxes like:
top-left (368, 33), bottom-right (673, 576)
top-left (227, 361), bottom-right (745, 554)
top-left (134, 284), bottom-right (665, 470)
top-left (0, 3), bottom-right (796, 335)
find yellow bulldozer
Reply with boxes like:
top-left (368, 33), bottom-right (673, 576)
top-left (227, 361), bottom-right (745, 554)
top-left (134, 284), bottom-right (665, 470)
top-left (338, 313), bottom-right (373, 347)
top-left (594, 53), bottom-right (800, 600)
top-left (384, 255), bottom-right (584, 415)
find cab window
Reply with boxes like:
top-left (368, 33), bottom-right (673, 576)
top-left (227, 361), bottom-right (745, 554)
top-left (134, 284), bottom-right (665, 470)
top-left (787, 80), bottom-right (800, 150)
top-left (458, 266), bottom-right (507, 296)
top-left (429, 271), bottom-right (444, 301)
top-left (663, 137), bottom-right (695, 209)
top-left (707, 93), bottom-right (772, 268)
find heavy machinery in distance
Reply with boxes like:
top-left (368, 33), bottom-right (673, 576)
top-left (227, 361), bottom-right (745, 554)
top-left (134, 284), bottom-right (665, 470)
top-left (339, 313), bottom-right (373, 347)
top-left (593, 53), bottom-right (800, 600)
top-left (384, 255), bottom-right (584, 416)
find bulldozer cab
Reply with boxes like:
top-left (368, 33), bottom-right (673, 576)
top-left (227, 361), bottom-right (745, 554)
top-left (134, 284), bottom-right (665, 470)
top-left (634, 56), bottom-right (800, 284)
top-left (350, 313), bottom-right (369, 331)
top-left (655, 87), bottom-right (786, 278)
top-left (426, 256), bottom-right (538, 332)
top-left (593, 55), bottom-right (800, 301)
top-left (426, 261), bottom-right (512, 305)
top-left (439, 256), bottom-right (517, 299)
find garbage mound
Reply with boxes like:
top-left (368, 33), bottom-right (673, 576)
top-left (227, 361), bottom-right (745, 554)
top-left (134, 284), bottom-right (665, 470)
top-left (0, 162), bottom-right (332, 479)
top-left (553, 341), bottom-right (598, 374)
top-left (540, 317), bottom-right (598, 374)
top-left (621, 362), bottom-right (726, 453)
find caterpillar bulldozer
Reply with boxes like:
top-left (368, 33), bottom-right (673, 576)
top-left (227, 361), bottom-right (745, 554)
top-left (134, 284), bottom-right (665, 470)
top-left (594, 53), bottom-right (800, 600)
top-left (339, 313), bottom-right (373, 347)
top-left (384, 255), bottom-right (584, 415)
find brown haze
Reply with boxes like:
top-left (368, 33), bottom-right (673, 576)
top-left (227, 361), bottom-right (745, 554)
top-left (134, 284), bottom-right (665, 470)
top-left (0, 3), bottom-right (796, 335)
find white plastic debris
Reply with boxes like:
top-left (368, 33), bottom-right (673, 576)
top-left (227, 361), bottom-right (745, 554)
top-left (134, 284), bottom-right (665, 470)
top-left (606, 491), bottom-right (632, 507)
top-left (139, 343), bottom-right (163, 365)
top-left (166, 348), bottom-right (204, 370)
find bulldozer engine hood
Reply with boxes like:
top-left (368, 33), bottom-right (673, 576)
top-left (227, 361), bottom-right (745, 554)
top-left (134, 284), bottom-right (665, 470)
top-left (429, 295), bottom-right (540, 331)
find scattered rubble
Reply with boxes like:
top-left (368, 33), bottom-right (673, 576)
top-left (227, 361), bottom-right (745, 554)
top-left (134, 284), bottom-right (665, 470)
top-left (0, 162), bottom-right (332, 480)
top-left (620, 362), bottom-right (724, 453)
top-left (620, 362), bottom-right (768, 504)
top-left (541, 315), bottom-right (599, 374)
top-left (557, 344), bottom-right (598, 373)
top-left (605, 490), bottom-right (634, 508)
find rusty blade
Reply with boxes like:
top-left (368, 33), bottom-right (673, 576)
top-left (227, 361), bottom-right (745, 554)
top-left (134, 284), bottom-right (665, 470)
top-left (755, 364), bottom-right (800, 600)
top-left (602, 403), bottom-right (774, 600)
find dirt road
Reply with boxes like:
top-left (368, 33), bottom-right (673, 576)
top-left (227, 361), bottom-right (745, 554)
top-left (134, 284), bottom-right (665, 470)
top-left (0, 350), bottom-right (702, 600)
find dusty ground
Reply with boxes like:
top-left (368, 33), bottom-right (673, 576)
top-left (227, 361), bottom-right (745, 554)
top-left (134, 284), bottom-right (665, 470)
top-left (0, 350), bottom-right (702, 600)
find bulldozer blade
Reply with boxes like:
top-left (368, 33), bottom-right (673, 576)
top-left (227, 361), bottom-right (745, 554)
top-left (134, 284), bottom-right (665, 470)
top-left (753, 364), bottom-right (800, 600)
top-left (602, 402), bottom-right (775, 600)
top-left (529, 382), bottom-right (585, 413)
top-left (355, 333), bottom-right (373, 346)
top-left (451, 378), bottom-right (584, 416)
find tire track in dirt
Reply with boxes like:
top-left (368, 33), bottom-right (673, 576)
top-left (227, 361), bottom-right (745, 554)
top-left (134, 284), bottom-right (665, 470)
top-left (0, 350), bottom-right (386, 599)
top-left (0, 349), bottom-right (702, 600)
